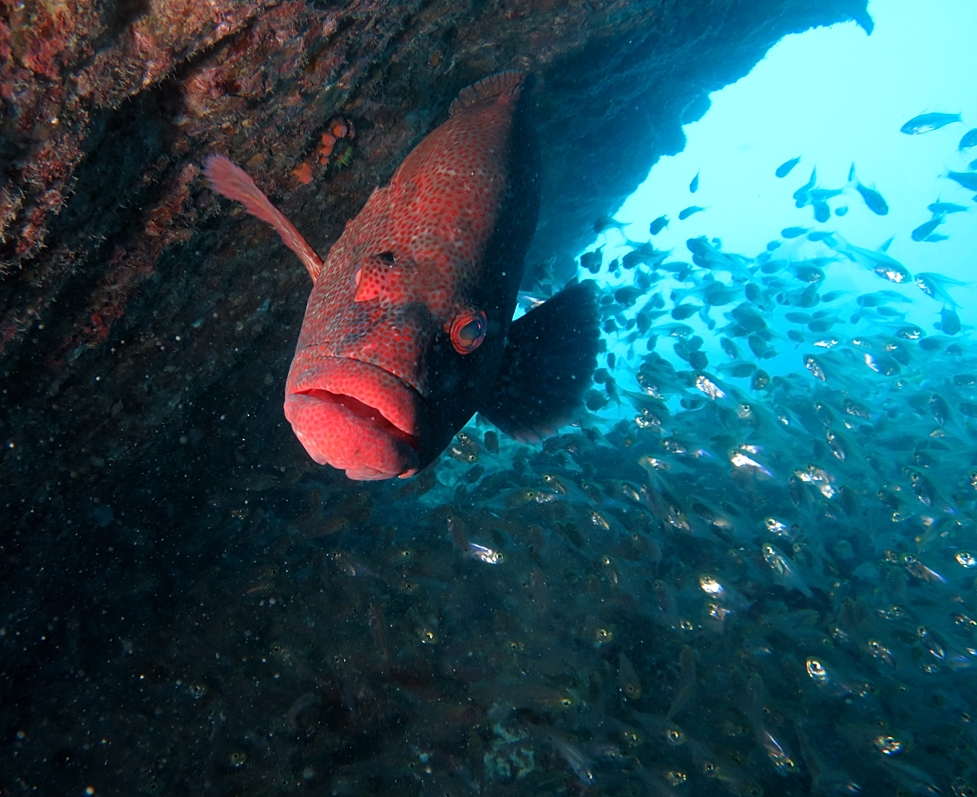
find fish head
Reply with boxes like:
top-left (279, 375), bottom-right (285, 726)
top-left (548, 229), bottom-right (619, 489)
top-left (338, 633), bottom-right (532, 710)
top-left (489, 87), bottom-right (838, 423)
top-left (285, 230), bottom-right (510, 480)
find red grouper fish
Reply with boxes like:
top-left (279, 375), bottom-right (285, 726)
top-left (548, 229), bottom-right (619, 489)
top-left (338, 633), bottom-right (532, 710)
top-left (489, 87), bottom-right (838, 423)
top-left (205, 71), bottom-right (599, 480)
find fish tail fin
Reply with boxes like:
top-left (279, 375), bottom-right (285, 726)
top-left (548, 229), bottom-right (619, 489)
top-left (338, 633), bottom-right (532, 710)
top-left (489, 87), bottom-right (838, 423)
top-left (204, 155), bottom-right (324, 282)
top-left (824, 232), bottom-right (851, 258)
top-left (449, 70), bottom-right (534, 116)
top-left (478, 280), bottom-right (600, 443)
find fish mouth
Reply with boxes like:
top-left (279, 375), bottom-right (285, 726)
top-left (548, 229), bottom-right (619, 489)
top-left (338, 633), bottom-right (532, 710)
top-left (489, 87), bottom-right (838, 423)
top-left (284, 352), bottom-right (423, 480)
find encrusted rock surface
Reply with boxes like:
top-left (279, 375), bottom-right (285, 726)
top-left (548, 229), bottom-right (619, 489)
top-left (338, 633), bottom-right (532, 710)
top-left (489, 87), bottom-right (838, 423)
top-left (0, 0), bottom-right (869, 789)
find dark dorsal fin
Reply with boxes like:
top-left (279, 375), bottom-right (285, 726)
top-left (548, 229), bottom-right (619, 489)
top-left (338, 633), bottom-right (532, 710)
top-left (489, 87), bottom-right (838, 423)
top-left (449, 70), bottom-right (533, 117)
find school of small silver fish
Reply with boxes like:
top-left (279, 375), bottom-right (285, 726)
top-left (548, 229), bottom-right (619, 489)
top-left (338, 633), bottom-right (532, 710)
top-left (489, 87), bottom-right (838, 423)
top-left (406, 166), bottom-right (977, 795)
top-left (11, 110), bottom-right (977, 797)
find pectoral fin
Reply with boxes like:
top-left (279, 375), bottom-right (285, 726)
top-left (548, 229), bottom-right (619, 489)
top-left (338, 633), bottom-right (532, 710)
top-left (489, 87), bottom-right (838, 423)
top-left (479, 280), bottom-right (600, 442)
top-left (205, 154), bottom-right (324, 282)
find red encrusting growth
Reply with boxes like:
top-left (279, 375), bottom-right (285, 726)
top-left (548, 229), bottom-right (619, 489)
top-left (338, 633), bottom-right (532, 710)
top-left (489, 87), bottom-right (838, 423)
top-left (292, 162), bottom-right (314, 185)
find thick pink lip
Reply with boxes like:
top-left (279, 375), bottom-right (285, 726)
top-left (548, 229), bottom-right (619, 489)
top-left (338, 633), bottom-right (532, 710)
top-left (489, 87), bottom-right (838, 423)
top-left (284, 351), bottom-right (423, 480)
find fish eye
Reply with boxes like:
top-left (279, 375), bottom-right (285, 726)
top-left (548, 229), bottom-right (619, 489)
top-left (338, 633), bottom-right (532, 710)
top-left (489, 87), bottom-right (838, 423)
top-left (449, 307), bottom-right (487, 354)
top-left (666, 728), bottom-right (686, 745)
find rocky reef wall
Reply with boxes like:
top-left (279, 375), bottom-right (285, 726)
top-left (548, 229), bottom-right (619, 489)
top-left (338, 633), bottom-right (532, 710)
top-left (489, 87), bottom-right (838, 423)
top-left (0, 0), bottom-right (869, 786)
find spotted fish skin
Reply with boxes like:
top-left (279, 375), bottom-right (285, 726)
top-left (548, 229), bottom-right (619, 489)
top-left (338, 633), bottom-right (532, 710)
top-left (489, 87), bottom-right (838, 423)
top-left (209, 72), bottom-right (581, 480)
top-left (288, 72), bottom-right (541, 479)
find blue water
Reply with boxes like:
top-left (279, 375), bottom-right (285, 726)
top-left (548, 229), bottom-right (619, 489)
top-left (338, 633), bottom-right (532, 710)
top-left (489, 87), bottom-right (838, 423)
top-left (604, 0), bottom-right (977, 303)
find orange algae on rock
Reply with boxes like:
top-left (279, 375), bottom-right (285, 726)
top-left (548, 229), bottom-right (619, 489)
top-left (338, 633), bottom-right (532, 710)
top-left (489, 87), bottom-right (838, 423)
top-left (292, 161), bottom-right (314, 185)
